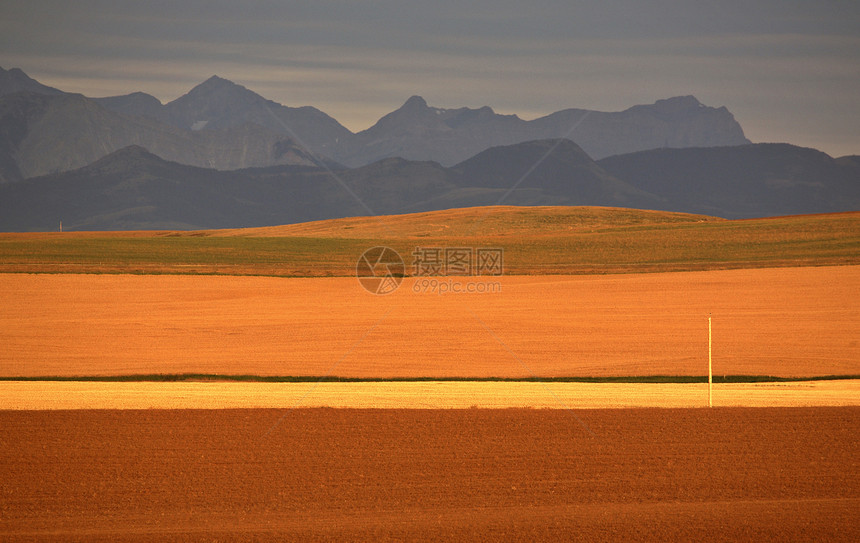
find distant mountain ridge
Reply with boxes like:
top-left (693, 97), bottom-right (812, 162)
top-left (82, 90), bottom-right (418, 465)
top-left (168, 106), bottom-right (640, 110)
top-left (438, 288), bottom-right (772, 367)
top-left (449, 139), bottom-right (661, 208)
top-left (0, 91), bottom-right (325, 182)
top-left (340, 94), bottom-right (749, 166)
top-left (0, 67), bottom-right (750, 180)
top-left (2, 139), bottom-right (858, 231)
top-left (598, 143), bottom-right (860, 218)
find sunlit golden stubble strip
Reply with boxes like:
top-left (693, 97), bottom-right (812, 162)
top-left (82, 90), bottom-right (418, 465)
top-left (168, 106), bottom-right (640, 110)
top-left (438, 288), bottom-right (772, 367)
top-left (1, 381), bottom-right (859, 410)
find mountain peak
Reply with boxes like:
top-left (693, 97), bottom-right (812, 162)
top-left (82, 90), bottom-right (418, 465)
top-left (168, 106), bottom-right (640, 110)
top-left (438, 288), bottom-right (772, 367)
top-left (167, 76), bottom-right (263, 107)
top-left (647, 95), bottom-right (714, 119)
top-left (186, 75), bottom-right (248, 95)
top-left (76, 145), bottom-right (169, 176)
top-left (402, 95), bottom-right (429, 109)
top-left (456, 138), bottom-right (595, 171)
top-left (655, 95), bottom-right (702, 108)
top-left (359, 95), bottom-right (444, 138)
top-left (0, 66), bottom-right (64, 97)
top-left (92, 145), bottom-right (161, 164)
top-left (165, 75), bottom-right (266, 129)
top-left (202, 74), bottom-right (232, 85)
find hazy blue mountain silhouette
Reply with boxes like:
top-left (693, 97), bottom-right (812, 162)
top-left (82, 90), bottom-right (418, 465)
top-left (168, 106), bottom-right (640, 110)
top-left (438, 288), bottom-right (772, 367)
top-left (598, 143), bottom-right (860, 218)
top-left (1, 67), bottom-right (752, 178)
top-left (340, 94), bottom-right (749, 166)
top-left (2, 139), bottom-right (857, 231)
top-left (0, 90), bottom-right (328, 182)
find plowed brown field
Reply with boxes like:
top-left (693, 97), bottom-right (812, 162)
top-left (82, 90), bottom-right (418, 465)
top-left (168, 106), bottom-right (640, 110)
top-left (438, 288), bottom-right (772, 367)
top-left (1, 408), bottom-right (858, 541)
top-left (2, 266), bottom-right (858, 378)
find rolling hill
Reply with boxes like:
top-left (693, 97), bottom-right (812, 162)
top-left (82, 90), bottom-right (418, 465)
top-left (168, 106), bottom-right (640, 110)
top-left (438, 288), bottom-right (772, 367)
top-left (1, 206), bottom-right (857, 277)
top-left (221, 205), bottom-right (721, 239)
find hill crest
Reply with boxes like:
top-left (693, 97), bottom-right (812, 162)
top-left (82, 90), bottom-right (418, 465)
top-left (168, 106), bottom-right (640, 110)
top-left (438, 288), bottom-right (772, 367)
top-left (212, 205), bottom-right (722, 239)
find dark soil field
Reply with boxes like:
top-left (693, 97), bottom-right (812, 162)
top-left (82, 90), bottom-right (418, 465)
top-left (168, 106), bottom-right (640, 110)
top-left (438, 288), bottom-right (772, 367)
top-left (1, 407), bottom-right (858, 541)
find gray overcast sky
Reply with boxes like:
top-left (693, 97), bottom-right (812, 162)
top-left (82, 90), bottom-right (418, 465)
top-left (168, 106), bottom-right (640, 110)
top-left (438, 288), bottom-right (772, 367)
top-left (2, 1), bottom-right (858, 156)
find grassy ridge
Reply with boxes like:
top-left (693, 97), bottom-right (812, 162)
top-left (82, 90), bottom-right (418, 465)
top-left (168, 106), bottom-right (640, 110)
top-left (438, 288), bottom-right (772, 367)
top-left (1, 207), bottom-right (858, 275)
top-left (2, 374), bottom-right (858, 383)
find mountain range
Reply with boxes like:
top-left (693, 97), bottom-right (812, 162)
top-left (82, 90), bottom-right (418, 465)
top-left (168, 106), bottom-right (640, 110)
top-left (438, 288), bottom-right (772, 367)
top-left (337, 94), bottom-right (748, 167)
top-left (0, 66), bottom-right (857, 231)
top-left (2, 139), bottom-right (857, 231)
top-left (0, 66), bottom-right (748, 181)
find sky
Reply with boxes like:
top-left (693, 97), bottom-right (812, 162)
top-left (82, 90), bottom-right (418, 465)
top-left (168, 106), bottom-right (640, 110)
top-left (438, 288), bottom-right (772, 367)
top-left (1, 0), bottom-right (858, 156)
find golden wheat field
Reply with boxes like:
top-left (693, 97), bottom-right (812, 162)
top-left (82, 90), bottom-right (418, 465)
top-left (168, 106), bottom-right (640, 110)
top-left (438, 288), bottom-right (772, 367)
top-left (1, 380), bottom-right (858, 410)
top-left (1, 265), bottom-right (858, 379)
